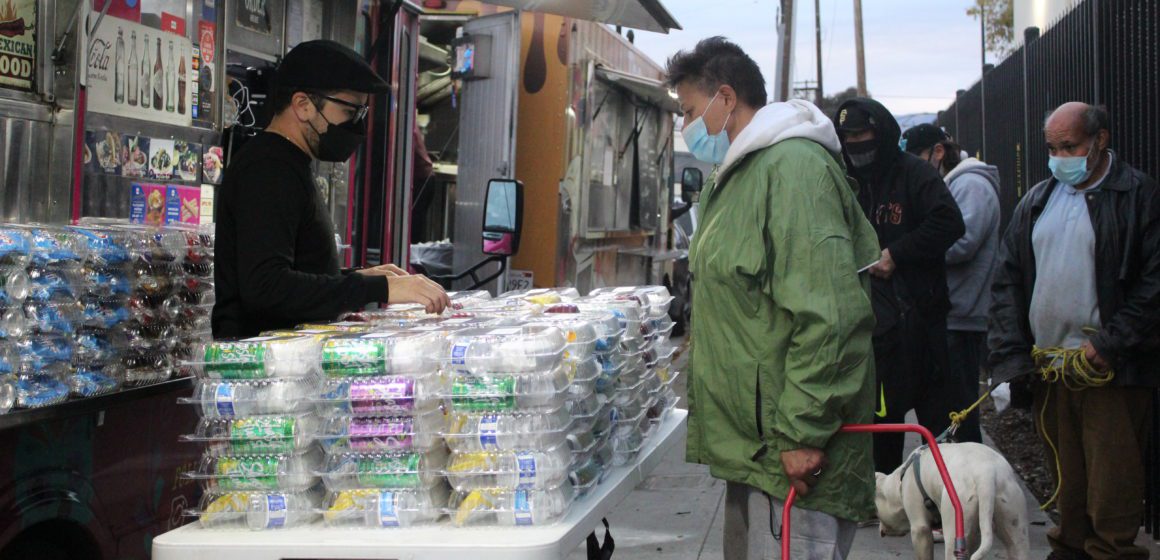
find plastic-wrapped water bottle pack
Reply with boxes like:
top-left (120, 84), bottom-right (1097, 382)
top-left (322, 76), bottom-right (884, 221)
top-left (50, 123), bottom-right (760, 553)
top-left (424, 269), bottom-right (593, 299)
top-left (179, 285), bottom-right (679, 530)
top-left (183, 336), bottom-right (328, 530)
top-left (0, 222), bottom-right (214, 414)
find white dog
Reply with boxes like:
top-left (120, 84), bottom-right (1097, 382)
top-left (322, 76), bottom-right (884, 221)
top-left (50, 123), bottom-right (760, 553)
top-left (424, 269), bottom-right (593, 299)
top-left (875, 442), bottom-right (1030, 560)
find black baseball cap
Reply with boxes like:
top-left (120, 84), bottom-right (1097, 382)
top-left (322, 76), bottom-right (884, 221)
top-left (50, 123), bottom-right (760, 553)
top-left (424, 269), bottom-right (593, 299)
top-left (275, 40), bottom-right (389, 94)
top-left (901, 123), bottom-right (948, 155)
top-left (836, 105), bottom-right (877, 132)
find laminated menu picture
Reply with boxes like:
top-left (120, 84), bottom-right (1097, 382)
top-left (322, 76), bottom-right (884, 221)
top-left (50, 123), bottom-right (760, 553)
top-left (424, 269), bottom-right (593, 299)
top-left (202, 146), bottom-right (223, 184)
top-left (130, 183), bottom-right (167, 226)
top-left (86, 130), bottom-right (122, 174)
top-left (175, 141), bottom-right (203, 182)
top-left (149, 138), bottom-right (177, 180)
top-left (165, 185), bottom-right (202, 225)
top-left (122, 135), bottom-right (151, 178)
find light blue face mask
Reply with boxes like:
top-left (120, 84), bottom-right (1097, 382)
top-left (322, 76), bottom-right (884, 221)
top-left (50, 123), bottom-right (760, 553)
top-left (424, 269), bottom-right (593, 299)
top-left (1049, 140), bottom-right (1099, 185)
top-left (682, 92), bottom-right (732, 165)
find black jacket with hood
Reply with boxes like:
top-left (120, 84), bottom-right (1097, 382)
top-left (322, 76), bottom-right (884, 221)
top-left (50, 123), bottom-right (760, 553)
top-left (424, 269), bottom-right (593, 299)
top-left (834, 99), bottom-right (965, 330)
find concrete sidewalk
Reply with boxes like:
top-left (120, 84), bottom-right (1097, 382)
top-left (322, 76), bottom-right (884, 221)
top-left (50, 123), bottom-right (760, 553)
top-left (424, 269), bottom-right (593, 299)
top-left (567, 341), bottom-right (1160, 559)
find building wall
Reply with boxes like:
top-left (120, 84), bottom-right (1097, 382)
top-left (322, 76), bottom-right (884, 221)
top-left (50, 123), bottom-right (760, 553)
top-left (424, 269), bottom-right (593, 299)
top-left (1014, 0), bottom-right (1081, 42)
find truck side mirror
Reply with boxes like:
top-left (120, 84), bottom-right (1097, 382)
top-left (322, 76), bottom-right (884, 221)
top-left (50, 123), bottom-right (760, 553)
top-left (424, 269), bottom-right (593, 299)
top-left (681, 167), bottom-right (704, 203)
top-left (481, 178), bottom-right (523, 257)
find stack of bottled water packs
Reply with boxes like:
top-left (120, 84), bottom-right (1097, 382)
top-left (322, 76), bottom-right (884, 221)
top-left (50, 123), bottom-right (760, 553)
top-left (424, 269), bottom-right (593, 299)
top-left (182, 336), bottom-right (326, 530)
top-left (178, 286), bottom-right (680, 531)
top-left (439, 323), bottom-right (582, 527)
top-left (313, 330), bottom-right (450, 528)
top-left (580, 286), bottom-right (679, 467)
top-left (0, 222), bottom-right (215, 415)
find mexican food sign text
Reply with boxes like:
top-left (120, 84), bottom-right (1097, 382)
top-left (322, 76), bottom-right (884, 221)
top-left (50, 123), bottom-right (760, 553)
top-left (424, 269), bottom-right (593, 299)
top-left (0, 0), bottom-right (35, 91)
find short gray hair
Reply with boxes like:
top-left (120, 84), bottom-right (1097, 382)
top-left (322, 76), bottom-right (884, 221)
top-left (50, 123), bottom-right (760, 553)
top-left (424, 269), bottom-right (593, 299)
top-left (1080, 104), bottom-right (1110, 137)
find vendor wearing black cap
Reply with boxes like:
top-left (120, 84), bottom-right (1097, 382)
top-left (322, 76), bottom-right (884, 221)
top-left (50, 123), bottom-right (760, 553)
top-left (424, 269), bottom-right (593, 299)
top-left (213, 40), bottom-right (449, 339)
top-left (832, 98), bottom-right (965, 473)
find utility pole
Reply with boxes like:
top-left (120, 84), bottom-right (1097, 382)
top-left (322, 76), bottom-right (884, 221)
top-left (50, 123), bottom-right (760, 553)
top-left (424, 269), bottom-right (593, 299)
top-left (814, 0), bottom-right (824, 102)
top-left (853, 0), bottom-right (867, 96)
top-left (778, 0), bottom-right (795, 101)
top-left (980, 1), bottom-right (987, 159)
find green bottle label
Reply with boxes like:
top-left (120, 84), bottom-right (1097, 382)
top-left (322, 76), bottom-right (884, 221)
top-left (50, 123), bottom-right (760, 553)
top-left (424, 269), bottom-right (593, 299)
top-left (214, 456), bottom-right (281, 490)
top-left (355, 453), bottom-right (423, 488)
top-left (227, 417), bottom-right (296, 454)
top-left (451, 376), bottom-right (517, 411)
top-left (323, 339), bottom-right (385, 377)
top-left (204, 342), bottom-right (267, 379)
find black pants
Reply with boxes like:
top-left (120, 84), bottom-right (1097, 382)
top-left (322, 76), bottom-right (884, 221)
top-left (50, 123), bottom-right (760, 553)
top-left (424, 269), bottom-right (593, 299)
top-left (871, 317), bottom-right (957, 474)
top-left (944, 330), bottom-right (984, 445)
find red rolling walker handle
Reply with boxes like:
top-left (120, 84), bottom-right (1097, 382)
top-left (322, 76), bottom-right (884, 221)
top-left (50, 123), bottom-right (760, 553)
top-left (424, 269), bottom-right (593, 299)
top-left (780, 424), bottom-right (967, 560)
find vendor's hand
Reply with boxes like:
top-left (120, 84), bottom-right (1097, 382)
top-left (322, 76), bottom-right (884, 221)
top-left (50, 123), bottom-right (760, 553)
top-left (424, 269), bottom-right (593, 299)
top-left (387, 274), bottom-right (450, 314)
top-left (869, 249), bottom-right (896, 280)
top-left (1082, 340), bottom-right (1111, 371)
top-left (358, 263), bottom-right (410, 278)
top-left (781, 448), bottom-right (828, 497)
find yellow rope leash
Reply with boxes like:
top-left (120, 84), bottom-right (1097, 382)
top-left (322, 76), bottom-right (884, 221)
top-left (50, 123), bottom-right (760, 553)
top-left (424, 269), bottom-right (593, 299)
top-left (944, 337), bottom-right (1113, 511)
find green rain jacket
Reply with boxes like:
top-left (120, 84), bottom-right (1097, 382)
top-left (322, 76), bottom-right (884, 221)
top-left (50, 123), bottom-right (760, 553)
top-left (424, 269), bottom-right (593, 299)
top-left (687, 101), bottom-right (881, 521)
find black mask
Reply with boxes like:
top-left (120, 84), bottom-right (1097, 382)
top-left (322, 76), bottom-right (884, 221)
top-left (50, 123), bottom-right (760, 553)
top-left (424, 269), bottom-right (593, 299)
top-left (308, 111), bottom-right (366, 162)
top-left (845, 139), bottom-right (877, 169)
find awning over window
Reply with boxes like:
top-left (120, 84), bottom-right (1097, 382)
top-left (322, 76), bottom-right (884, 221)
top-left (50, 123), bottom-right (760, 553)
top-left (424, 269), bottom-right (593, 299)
top-left (595, 66), bottom-right (680, 114)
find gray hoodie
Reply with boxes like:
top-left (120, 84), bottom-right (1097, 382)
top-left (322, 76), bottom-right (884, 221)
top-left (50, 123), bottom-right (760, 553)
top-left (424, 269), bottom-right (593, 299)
top-left (943, 157), bottom-right (1001, 331)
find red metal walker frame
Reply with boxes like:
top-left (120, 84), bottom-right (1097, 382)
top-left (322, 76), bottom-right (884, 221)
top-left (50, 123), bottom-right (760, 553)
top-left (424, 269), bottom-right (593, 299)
top-left (780, 424), bottom-right (968, 560)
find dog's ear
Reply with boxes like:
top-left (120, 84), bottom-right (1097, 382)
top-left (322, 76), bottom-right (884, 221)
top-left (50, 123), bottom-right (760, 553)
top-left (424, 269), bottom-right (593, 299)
top-left (875, 472), bottom-right (887, 496)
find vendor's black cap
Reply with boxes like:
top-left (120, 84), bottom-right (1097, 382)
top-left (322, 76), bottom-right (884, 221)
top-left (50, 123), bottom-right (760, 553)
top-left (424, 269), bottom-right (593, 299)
top-left (836, 105), bottom-right (876, 132)
top-left (901, 123), bottom-right (949, 155)
top-left (275, 40), bottom-right (389, 94)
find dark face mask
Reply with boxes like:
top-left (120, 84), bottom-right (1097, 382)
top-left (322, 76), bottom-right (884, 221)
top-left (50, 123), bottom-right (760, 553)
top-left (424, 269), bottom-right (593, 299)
top-left (308, 108), bottom-right (367, 162)
top-left (845, 139), bottom-right (878, 169)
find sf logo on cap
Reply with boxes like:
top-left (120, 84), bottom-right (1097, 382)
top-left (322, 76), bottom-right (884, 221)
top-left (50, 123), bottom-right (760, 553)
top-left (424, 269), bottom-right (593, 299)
top-left (839, 109), bottom-right (848, 126)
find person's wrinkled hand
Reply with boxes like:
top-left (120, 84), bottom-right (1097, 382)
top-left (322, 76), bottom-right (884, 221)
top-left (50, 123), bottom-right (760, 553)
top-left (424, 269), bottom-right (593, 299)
top-left (869, 249), bottom-right (896, 279)
top-left (358, 263), bottom-right (410, 277)
top-left (1082, 340), bottom-right (1111, 371)
top-left (781, 448), bottom-right (828, 497)
top-left (386, 274), bottom-right (449, 314)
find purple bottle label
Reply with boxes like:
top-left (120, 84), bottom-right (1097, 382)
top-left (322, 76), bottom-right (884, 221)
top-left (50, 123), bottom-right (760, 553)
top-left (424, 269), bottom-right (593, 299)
top-left (349, 378), bottom-right (414, 414)
top-left (348, 417), bottom-right (415, 451)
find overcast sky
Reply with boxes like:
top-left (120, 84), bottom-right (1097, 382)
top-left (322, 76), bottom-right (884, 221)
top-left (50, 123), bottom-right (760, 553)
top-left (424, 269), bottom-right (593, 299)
top-left (632, 0), bottom-right (988, 116)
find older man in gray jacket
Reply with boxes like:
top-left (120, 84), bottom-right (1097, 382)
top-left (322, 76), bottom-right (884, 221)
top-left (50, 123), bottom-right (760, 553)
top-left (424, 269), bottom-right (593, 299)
top-left (903, 124), bottom-right (999, 444)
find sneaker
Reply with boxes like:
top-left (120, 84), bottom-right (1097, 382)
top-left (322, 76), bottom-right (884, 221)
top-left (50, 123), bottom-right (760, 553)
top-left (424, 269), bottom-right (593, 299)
top-left (932, 528), bottom-right (944, 543)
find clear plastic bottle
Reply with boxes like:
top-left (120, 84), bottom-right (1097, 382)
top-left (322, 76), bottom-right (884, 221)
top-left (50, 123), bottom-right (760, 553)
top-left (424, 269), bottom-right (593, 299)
top-left (443, 406), bottom-right (573, 453)
top-left (198, 337), bottom-right (322, 379)
top-left (0, 374), bottom-right (16, 413)
top-left (193, 490), bottom-right (319, 530)
top-left (192, 449), bottom-right (322, 492)
top-left (445, 326), bottom-right (566, 375)
top-left (448, 483), bottom-right (574, 527)
top-left (191, 377), bottom-right (317, 418)
top-left (445, 445), bottom-right (572, 491)
top-left (447, 366), bottom-right (570, 412)
top-left (322, 486), bottom-right (447, 528)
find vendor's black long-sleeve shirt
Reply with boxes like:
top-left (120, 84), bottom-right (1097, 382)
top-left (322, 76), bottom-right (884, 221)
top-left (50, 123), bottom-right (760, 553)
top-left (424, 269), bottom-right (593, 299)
top-left (212, 133), bottom-right (387, 339)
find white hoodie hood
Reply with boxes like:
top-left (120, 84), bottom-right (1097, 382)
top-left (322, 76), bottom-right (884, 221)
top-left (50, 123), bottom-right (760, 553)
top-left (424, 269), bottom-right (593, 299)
top-left (718, 99), bottom-right (842, 178)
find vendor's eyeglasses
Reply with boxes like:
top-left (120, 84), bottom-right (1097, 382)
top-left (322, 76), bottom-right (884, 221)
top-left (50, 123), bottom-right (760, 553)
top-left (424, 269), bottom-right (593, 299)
top-left (315, 94), bottom-right (370, 124)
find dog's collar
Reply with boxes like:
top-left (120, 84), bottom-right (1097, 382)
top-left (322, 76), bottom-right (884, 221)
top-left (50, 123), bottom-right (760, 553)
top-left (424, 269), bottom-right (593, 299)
top-left (900, 446), bottom-right (941, 519)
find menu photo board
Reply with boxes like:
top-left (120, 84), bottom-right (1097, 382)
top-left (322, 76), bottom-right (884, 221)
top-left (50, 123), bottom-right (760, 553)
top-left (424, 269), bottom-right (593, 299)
top-left (0, 0), bottom-right (36, 91)
top-left (85, 13), bottom-right (194, 127)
